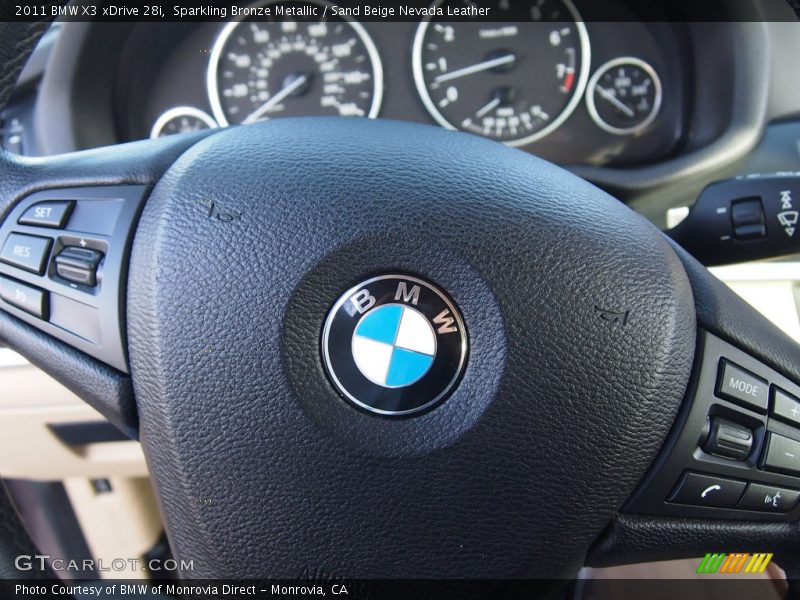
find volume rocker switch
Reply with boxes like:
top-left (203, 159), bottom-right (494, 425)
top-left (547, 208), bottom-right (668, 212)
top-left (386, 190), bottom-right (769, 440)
top-left (702, 417), bottom-right (754, 460)
top-left (54, 247), bottom-right (103, 287)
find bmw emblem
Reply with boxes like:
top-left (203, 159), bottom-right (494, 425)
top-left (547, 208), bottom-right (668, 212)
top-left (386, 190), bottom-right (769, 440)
top-left (322, 274), bottom-right (468, 416)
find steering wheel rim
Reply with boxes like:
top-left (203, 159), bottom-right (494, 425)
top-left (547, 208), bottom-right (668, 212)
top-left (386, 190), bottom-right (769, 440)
top-left (1, 19), bottom-right (799, 591)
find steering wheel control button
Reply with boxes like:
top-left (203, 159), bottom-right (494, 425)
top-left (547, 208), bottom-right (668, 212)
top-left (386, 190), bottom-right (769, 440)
top-left (668, 472), bottom-right (746, 508)
top-left (715, 359), bottom-right (768, 412)
top-left (0, 232), bottom-right (52, 274)
top-left (771, 387), bottom-right (800, 428)
top-left (762, 433), bottom-right (800, 476)
top-left (322, 274), bottom-right (467, 416)
top-left (17, 200), bottom-right (75, 229)
top-left (738, 483), bottom-right (800, 513)
top-left (0, 276), bottom-right (48, 319)
top-left (702, 417), bottom-right (754, 461)
top-left (54, 246), bottom-right (104, 287)
top-left (730, 197), bottom-right (766, 240)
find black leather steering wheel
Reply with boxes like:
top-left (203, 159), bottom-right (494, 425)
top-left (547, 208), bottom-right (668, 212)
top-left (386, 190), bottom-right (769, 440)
top-left (1, 20), bottom-right (800, 593)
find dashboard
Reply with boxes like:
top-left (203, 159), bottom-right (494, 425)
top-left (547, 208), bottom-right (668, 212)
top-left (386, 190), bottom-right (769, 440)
top-left (4, 0), bottom-right (799, 224)
top-left (105, 0), bottom-right (689, 167)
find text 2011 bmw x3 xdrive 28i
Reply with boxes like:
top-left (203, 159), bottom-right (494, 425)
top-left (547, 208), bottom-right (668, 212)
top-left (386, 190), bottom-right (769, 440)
top-left (1, 1), bottom-right (800, 599)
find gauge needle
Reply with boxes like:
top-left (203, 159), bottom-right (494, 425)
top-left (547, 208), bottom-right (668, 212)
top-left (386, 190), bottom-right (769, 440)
top-left (596, 86), bottom-right (635, 118)
top-left (242, 75), bottom-right (309, 124)
top-left (475, 97), bottom-right (501, 118)
top-left (433, 54), bottom-right (516, 85)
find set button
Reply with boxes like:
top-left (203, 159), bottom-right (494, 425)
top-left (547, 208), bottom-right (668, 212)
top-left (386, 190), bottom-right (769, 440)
top-left (0, 232), bottom-right (52, 274)
top-left (17, 200), bottom-right (74, 229)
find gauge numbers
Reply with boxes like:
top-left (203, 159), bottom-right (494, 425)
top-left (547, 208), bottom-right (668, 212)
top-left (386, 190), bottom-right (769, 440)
top-left (207, 0), bottom-right (383, 126)
top-left (413, 0), bottom-right (590, 146)
top-left (150, 107), bottom-right (218, 139)
top-left (586, 57), bottom-right (662, 135)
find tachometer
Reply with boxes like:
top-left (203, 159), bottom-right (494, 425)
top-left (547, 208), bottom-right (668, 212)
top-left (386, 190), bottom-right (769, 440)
top-left (207, 0), bottom-right (383, 126)
top-left (412, 0), bottom-right (590, 146)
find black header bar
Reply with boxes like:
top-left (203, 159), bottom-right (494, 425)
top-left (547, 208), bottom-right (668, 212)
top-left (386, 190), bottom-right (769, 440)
top-left (1, 0), bottom-right (798, 22)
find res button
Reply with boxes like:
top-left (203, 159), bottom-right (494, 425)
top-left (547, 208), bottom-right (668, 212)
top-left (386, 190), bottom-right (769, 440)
top-left (0, 233), bottom-right (52, 274)
top-left (18, 200), bottom-right (75, 229)
top-left (715, 359), bottom-right (768, 412)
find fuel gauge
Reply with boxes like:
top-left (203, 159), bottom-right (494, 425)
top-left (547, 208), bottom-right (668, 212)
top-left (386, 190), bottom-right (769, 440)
top-left (150, 106), bottom-right (218, 139)
top-left (586, 57), bottom-right (661, 136)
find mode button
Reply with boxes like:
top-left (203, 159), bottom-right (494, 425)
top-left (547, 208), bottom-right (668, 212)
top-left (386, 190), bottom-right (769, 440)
top-left (715, 359), bottom-right (768, 412)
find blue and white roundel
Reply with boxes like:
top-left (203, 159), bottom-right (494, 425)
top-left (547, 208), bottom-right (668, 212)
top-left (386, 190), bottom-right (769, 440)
top-left (322, 274), bottom-right (467, 416)
top-left (351, 304), bottom-right (436, 388)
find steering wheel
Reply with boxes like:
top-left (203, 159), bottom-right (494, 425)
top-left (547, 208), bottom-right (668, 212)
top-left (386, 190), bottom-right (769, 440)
top-left (1, 20), bottom-right (800, 592)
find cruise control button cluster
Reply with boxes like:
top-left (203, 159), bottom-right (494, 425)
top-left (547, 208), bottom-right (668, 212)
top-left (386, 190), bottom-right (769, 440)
top-left (0, 186), bottom-right (149, 373)
top-left (0, 233), bottom-right (52, 274)
top-left (715, 359), bottom-right (768, 412)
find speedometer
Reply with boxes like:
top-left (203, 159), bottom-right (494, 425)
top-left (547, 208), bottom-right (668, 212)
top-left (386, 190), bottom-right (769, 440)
top-left (207, 0), bottom-right (383, 126)
top-left (412, 0), bottom-right (590, 146)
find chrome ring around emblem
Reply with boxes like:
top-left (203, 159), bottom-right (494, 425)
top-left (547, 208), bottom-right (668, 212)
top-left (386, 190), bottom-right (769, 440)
top-left (321, 274), bottom-right (468, 416)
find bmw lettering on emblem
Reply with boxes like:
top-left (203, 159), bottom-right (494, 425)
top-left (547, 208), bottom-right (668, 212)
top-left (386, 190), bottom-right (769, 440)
top-left (322, 275), bottom-right (468, 416)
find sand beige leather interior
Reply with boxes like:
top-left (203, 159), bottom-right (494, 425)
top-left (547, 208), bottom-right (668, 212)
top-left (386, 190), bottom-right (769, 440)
top-left (0, 353), bottom-right (161, 578)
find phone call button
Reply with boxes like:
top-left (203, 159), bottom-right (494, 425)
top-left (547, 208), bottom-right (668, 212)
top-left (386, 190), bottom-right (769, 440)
top-left (669, 472), bottom-right (747, 508)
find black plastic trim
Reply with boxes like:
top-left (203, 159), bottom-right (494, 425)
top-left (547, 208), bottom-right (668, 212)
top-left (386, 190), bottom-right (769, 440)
top-left (3, 478), bottom-right (96, 580)
top-left (48, 420), bottom-right (131, 446)
top-left (0, 308), bottom-right (137, 437)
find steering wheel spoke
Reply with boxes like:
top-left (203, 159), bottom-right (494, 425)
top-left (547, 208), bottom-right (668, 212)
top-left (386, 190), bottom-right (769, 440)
top-left (0, 183), bottom-right (148, 372)
top-left (590, 245), bottom-right (800, 577)
top-left (0, 134), bottom-right (208, 435)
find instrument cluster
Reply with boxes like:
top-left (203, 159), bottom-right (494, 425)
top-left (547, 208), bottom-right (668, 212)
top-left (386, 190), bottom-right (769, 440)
top-left (127, 0), bottom-right (687, 167)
